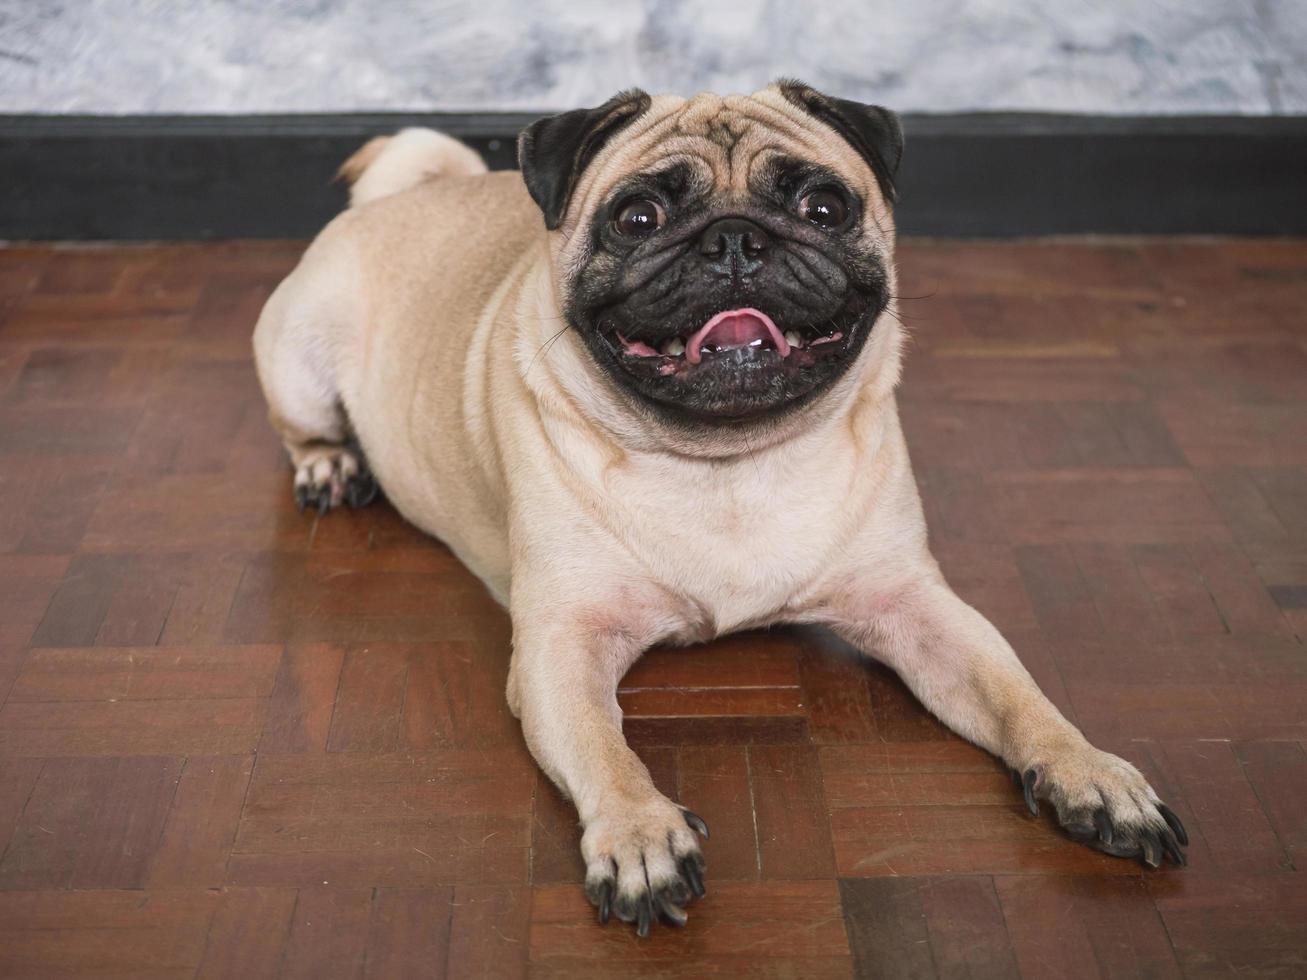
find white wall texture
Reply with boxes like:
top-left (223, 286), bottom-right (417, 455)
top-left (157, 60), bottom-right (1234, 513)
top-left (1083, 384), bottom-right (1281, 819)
top-left (0, 0), bottom-right (1303, 115)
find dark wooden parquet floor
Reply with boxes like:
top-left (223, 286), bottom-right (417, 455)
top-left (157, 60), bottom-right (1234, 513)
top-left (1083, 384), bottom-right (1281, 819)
top-left (0, 238), bottom-right (1304, 979)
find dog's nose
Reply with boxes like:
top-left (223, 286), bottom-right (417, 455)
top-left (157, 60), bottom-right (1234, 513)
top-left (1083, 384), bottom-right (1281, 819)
top-left (698, 217), bottom-right (770, 267)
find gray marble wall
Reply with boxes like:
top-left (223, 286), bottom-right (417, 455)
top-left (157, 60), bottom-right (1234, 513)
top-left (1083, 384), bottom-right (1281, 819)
top-left (1, 0), bottom-right (1303, 114)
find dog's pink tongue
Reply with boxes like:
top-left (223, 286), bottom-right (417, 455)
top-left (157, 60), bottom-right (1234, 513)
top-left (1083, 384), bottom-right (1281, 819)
top-left (685, 308), bottom-right (790, 365)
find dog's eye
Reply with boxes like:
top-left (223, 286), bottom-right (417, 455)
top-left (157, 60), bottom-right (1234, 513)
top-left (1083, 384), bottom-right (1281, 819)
top-left (798, 189), bottom-right (849, 229)
top-left (614, 199), bottom-right (666, 236)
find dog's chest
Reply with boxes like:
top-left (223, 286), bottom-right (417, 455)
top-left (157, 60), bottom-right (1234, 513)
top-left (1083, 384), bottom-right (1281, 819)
top-left (608, 452), bottom-right (854, 631)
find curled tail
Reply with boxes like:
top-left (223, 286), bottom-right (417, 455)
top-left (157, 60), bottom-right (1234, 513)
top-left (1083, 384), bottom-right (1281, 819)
top-left (336, 127), bottom-right (488, 207)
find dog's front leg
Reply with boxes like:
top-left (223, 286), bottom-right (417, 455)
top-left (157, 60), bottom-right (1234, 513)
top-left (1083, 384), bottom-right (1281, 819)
top-left (830, 573), bottom-right (1188, 867)
top-left (508, 604), bottom-right (707, 935)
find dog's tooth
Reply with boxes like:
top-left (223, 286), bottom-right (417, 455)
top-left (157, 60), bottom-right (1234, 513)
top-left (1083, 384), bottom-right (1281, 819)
top-left (662, 337), bottom-right (686, 357)
top-left (784, 330), bottom-right (802, 348)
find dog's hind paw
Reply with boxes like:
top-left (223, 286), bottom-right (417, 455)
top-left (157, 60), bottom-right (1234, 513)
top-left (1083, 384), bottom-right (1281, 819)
top-left (292, 445), bottom-right (378, 515)
top-left (582, 798), bottom-right (708, 937)
top-left (1011, 744), bottom-right (1188, 869)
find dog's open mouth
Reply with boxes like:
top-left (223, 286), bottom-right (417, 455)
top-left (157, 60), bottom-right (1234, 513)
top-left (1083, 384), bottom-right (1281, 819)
top-left (582, 291), bottom-right (879, 422)
top-left (608, 307), bottom-right (850, 378)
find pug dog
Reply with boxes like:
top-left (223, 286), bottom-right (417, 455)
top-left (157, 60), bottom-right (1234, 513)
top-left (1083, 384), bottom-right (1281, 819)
top-left (253, 81), bottom-right (1188, 936)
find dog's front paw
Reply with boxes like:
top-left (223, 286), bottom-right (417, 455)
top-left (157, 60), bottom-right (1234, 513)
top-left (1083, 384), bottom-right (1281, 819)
top-left (292, 445), bottom-right (378, 514)
top-left (582, 797), bottom-right (709, 937)
top-left (1013, 743), bottom-right (1188, 868)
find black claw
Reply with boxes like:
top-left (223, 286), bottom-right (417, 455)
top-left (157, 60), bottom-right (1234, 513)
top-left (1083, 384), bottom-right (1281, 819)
top-left (344, 472), bottom-right (379, 509)
top-left (294, 486), bottom-right (308, 513)
top-left (1160, 829), bottom-right (1187, 867)
top-left (1141, 834), bottom-right (1161, 868)
top-left (1022, 769), bottom-right (1040, 817)
top-left (683, 809), bottom-right (710, 840)
top-left (1093, 808), bottom-right (1114, 845)
top-left (315, 487), bottom-right (331, 514)
top-left (657, 892), bottom-right (688, 927)
top-left (681, 856), bottom-right (705, 898)
top-left (662, 875), bottom-right (690, 907)
top-left (1093, 836), bottom-right (1139, 860)
top-left (1158, 803), bottom-right (1189, 846)
top-left (1065, 821), bottom-right (1097, 843)
top-left (597, 880), bottom-right (612, 926)
top-left (636, 894), bottom-right (652, 938)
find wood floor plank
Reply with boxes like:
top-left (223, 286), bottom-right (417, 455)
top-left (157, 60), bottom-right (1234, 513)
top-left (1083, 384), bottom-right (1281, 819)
top-left (0, 756), bottom-right (184, 890)
top-left (676, 744), bottom-right (758, 881)
top-left (258, 643), bottom-right (345, 753)
top-left (838, 877), bottom-right (937, 978)
top-left (748, 743), bottom-right (837, 879)
top-left (0, 888), bottom-right (220, 979)
top-left (228, 751), bottom-right (534, 887)
top-left (0, 696), bottom-right (269, 756)
top-left (403, 640), bottom-right (520, 749)
top-left (1233, 740), bottom-right (1307, 865)
top-left (447, 884), bottom-right (531, 980)
top-left (0, 555), bottom-right (70, 650)
top-left (68, 755), bottom-right (186, 889)
top-left (996, 875), bottom-right (1182, 979)
top-left (147, 755), bottom-right (255, 888)
top-left (9, 644), bottom-right (282, 702)
top-left (840, 876), bottom-right (1019, 980)
top-left (795, 642), bottom-right (879, 745)
top-left (0, 755), bottom-right (43, 870)
top-left (917, 877), bottom-right (1020, 978)
top-left (194, 886), bottom-right (298, 980)
top-left (1149, 874), bottom-right (1307, 978)
top-left (280, 886), bottom-right (376, 980)
top-left (326, 644), bottom-right (410, 752)
top-left (365, 887), bottom-right (454, 980)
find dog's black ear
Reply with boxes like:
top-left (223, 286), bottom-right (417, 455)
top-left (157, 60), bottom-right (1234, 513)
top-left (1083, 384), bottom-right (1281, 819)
top-left (518, 89), bottom-right (652, 230)
top-left (776, 79), bottom-right (903, 204)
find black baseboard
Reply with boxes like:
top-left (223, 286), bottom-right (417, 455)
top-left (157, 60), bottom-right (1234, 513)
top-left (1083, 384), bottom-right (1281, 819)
top-left (2, 112), bottom-right (1305, 239)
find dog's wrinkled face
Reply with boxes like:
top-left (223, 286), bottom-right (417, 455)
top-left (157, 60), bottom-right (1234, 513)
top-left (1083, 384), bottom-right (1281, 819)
top-left (519, 82), bottom-right (903, 427)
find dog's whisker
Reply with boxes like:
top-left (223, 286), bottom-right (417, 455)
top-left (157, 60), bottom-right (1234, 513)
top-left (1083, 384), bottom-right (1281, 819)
top-left (527, 325), bottom-right (572, 376)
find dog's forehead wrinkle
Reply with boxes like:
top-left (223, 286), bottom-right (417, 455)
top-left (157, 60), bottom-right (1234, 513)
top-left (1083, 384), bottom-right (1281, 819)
top-left (672, 93), bottom-right (729, 135)
top-left (660, 97), bottom-right (836, 192)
